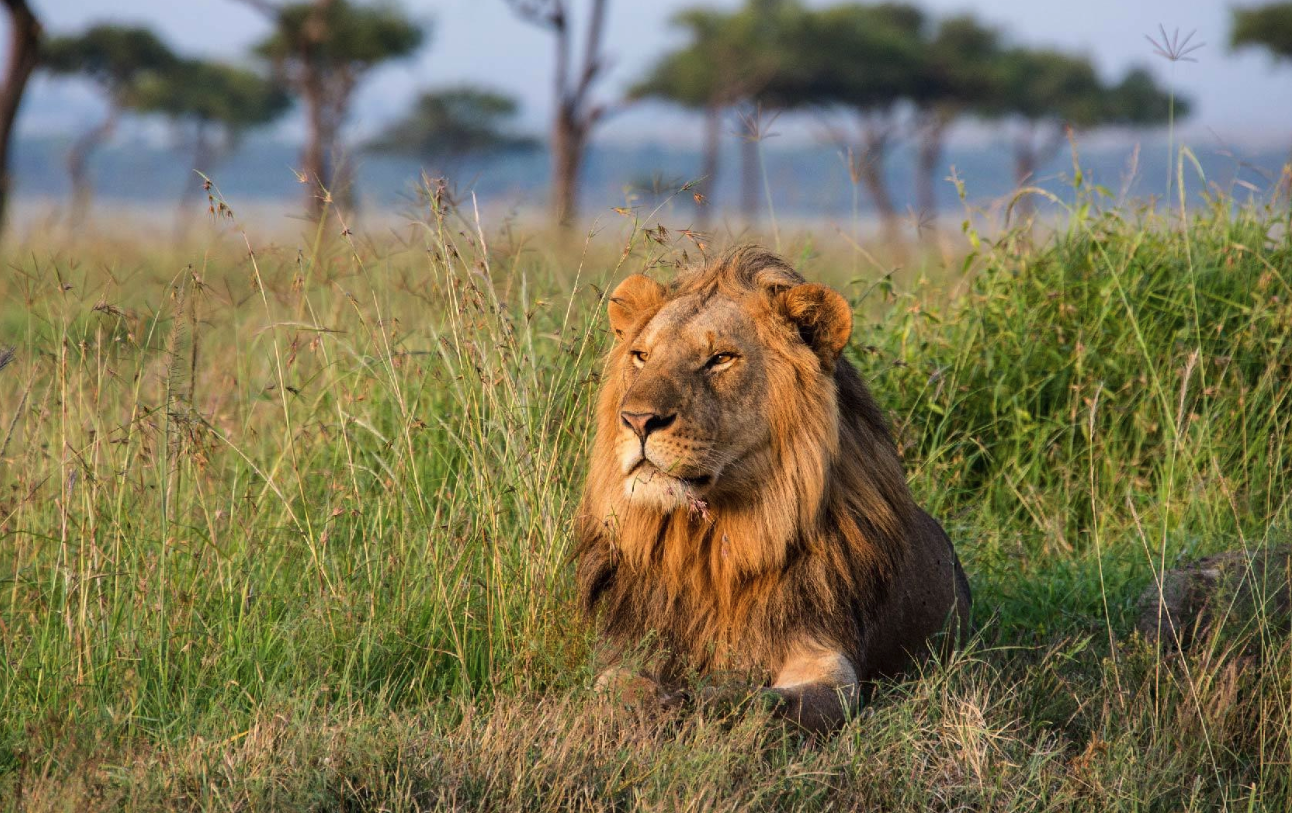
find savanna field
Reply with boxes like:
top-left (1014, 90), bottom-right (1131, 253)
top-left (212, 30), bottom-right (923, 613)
top-left (1, 180), bottom-right (1291, 810)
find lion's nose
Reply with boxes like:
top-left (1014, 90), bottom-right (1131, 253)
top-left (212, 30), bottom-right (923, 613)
top-left (620, 410), bottom-right (676, 442)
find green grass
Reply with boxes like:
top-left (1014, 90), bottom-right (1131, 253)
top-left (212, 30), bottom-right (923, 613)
top-left (1, 186), bottom-right (1290, 810)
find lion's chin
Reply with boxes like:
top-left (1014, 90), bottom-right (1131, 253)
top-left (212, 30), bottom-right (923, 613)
top-left (622, 464), bottom-right (713, 511)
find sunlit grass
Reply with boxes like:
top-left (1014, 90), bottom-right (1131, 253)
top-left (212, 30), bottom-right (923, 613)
top-left (1, 181), bottom-right (1290, 810)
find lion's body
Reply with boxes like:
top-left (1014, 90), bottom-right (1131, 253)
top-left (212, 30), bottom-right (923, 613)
top-left (576, 247), bottom-right (970, 731)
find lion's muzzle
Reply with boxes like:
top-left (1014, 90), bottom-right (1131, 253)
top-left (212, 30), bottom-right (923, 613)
top-left (620, 410), bottom-right (676, 442)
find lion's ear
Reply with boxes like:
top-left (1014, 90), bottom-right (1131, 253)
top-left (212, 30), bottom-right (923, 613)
top-left (607, 274), bottom-right (666, 340)
top-left (779, 283), bottom-right (853, 364)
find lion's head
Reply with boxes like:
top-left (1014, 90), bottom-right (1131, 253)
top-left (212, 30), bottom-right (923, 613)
top-left (603, 251), bottom-right (853, 513)
top-left (580, 246), bottom-right (911, 585)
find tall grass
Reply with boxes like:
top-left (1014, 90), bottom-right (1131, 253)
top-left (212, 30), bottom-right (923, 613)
top-left (1, 183), bottom-right (1290, 810)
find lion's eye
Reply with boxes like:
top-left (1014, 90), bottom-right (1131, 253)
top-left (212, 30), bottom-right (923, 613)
top-left (630, 350), bottom-right (648, 368)
top-left (705, 352), bottom-right (737, 371)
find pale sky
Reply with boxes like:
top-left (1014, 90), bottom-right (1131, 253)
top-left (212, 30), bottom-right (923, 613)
top-left (19, 0), bottom-right (1292, 148)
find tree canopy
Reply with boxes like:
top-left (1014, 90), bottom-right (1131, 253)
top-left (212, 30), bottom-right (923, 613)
top-left (133, 60), bottom-right (290, 131)
top-left (1231, 3), bottom-right (1292, 60)
top-left (368, 86), bottom-right (536, 161)
top-left (41, 24), bottom-right (184, 223)
top-left (254, 1), bottom-right (426, 70)
top-left (1101, 67), bottom-right (1184, 126)
top-left (765, 2), bottom-right (926, 113)
top-left (250, 0), bottom-right (427, 215)
top-left (635, 2), bottom-right (1182, 133)
top-left (633, 0), bottom-right (810, 110)
top-left (984, 47), bottom-right (1104, 127)
top-left (981, 48), bottom-right (1180, 132)
top-left (912, 15), bottom-right (1004, 114)
top-left (628, 8), bottom-right (752, 110)
top-left (42, 24), bottom-right (178, 101)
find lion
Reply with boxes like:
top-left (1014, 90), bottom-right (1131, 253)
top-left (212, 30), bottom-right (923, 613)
top-left (575, 246), bottom-right (972, 733)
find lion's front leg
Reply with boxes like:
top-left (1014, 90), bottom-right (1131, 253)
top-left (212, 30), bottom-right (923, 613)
top-left (769, 644), bottom-right (861, 734)
top-left (594, 665), bottom-right (688, 709)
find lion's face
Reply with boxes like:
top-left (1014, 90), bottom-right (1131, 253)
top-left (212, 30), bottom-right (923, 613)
top-left (601, 268), bottom-right (853, 511)
top-left (613, 294), bottom-right (772, 508)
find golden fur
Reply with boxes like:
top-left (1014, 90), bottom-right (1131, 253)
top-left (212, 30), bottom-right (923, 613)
top-left (576, 247), bottom-right (971, 731)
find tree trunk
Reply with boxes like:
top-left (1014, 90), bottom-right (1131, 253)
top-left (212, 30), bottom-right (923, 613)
top-left (0, 0), bottom-right (40, 242)
top-left (1012, 133), bottom-right (1037, 222)
top-left (739, 131), bottom-right (758, 224)
top-left (293, 0), bottom-right (338, 219)
top-left (1011, 121), bottom-right (1070, 223)
top-left (551, 104), bottom-right (585, 228)
top-left (524, 0), bottom-right (604, 233)
top-left (66, 108), bottom-right (117, 228)
top-left (697, 103), bottom-right (720, 229)
top-left (174, 122), bottom-right (216, 240)
top-left (301, 68), bottom-right (332, 218)
top-left (916, 112), bottom-right (951, 224)
top-left (1013, 136), bottom-right (1036, 187)
top-left (189, 122), bottom-right (214, 199)
top-left (334, 158), bottom-right (358, 214)
top-left (505, 0), bottom-right (608, 231)
top-left (1013, 147), bottom-right (1036, 187)
top-left (856, 125), bottom-right (898, 245)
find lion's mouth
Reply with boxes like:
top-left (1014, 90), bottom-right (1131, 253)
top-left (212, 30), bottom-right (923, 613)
top-left (629, 460), bottom-right (713, 489)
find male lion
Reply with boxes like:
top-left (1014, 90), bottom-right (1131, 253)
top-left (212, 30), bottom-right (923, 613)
top-left (576, 246), bottom-right (971, 733)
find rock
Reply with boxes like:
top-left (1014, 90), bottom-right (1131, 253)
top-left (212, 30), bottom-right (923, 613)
top-left (1135, 545), bottom-right (1292, 651)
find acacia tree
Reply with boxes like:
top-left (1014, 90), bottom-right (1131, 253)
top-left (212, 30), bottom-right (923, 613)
top-left (726, 0), bottom-right (812, 223)
top-left (987, 47), bottom-right (1104, 192)
top-left (910, 15), bottom-right (1002, 220)
top-left (1231, 3), bottom-right (1292, 159)
top-left (782, 2), bottom-right (925, 241)
top-left (0, 0), bottom-right (41, 240)
top-left (41, 25), bottom-right (177, 224)
top-left (133, 59), bottom-right (289, 212)
top-left (725, 0), bottom-right (817, 222)
top-left (1231, 3), bottom-right (1292, 64)
top-left (504, 0), bottom-right (612, 229)
top-left (630, 8), bottom-right (735, 225)
top-left (243, 0), bottom-right (424, 217)
top-left (1101, 67), bottom-right (1183, 129)
top-left (629, 6), bottom-right (778, 225)
top-left (367, 86), bottom-right (536, 167)
top-left (986, 49), bottom-right (1180, 217)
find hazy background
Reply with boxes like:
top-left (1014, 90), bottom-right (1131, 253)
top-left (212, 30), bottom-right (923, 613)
top-left (27, 0), bottom-right (1292, 144)
top-left (10, 0), bottom-right (1292, 221)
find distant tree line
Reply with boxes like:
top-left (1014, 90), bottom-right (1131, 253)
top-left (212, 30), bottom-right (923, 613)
top-left (2, 0), bottom-right (1292, 241)
top-left (1231, 1), bottom-right (1292, 193)
top-left (0, 0), bottom-right (533, 231)
top-left (633, 1), bottom-right (1188, 234)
